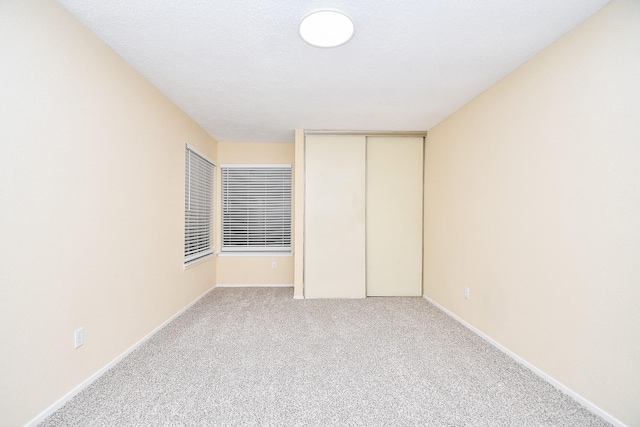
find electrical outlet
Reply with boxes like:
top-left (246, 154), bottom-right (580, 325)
top-left (464, 288), bottom-right (470, 299)
top-left (271, 261), bottom-right (277, 270)
top-left (74, 328), bottom-right (84, 349)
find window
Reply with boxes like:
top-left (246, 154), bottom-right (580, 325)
top-left (184, 144), bottom-right (215, 265)
top-left (221, 165), bottom-right (292, 252)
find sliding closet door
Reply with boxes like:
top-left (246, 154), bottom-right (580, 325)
top-left (366, 136), bottom-right (423, 296)
top-left (304, 135), bottom-right (366, 298)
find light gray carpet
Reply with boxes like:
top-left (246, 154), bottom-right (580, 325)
top-left (41, 287), bottom-right (610, 426)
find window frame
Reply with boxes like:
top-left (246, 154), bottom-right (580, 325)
top-left (221, 164), bottom-right (292, 253)
top-left (184, 144), bottom-right (216, 266)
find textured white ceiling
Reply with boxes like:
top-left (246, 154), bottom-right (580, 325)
top-left (57, 0), bottom-right (609, 142)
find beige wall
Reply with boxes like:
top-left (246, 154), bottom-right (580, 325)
top-left (0, 1), bottom-right (218, 426)
top-left (216, 141), bottom-right (294, 164)
top-left (216, 142), bottom-right (294, 285)
top-left (216, 255), bottom-right (293, 286)
top-left (423, 0), bottom-right (640, 425)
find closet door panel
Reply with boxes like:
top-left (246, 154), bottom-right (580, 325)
top-left (366, 136), bottom-right (423, 296)
top-left (304, 135), bottom-right (366, 298)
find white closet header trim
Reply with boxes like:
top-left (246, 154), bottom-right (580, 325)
top-left (304, 130), bottom-right (427, 137)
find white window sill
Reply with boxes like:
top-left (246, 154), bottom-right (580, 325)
top-left (217, 252), bottom-right (292, 257)
top-left (183, 252), bottom-right (217, 270)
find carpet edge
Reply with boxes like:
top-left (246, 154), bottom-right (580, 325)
top-left (26, 284), bottom-right (218, 427)
top-left (422, 295), bottom-right (626, 427)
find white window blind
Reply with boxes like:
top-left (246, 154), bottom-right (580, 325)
top-left (221, 165), bottom-right (292, 252)
top-left (185, 145), bottom-right (215, 264)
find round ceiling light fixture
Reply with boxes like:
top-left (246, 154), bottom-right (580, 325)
top-left (299, 10), bottom-right (355, 48)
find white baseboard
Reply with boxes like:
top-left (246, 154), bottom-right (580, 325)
top-left (293, 295), bottom-right (304, 300)
top-left (422, 295), bottom-right (627, 427)
top-left (216, 283), bottom-right (294, 288)
top-left (26, 284), bottom-right (217, 427)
